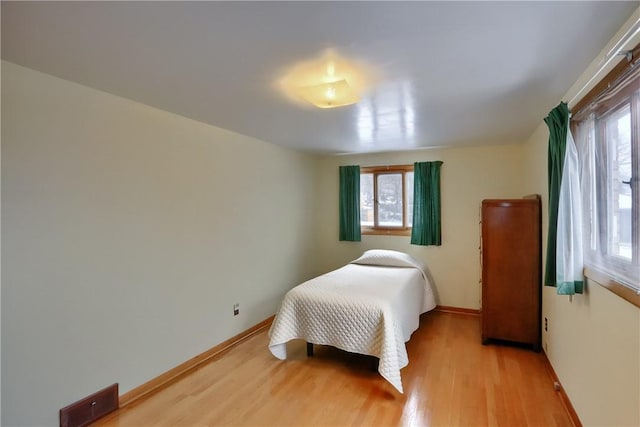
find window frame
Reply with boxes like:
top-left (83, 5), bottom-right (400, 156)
top-left (598, 100), bottom-right (637, 267)
top-left (360, 164), bottom-right (414, 236)
top-left (571, 43), bottom-right (640, 308)
top-left (590, 98), bottom-right (639, 277)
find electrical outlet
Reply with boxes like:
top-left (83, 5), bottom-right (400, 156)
top-left (233, 303), bottom-right (239, 316)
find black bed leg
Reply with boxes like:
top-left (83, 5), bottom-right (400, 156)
top-left (370, 357), bottom-right (379, 372)
top-left (306, 342), bottom-right (314, 357)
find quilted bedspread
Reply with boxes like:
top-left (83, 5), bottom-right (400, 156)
top-left (268, 261), bottom-right (436, 393)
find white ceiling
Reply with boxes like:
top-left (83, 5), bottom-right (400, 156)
top-left (2, 1), bottom-right (638, 154)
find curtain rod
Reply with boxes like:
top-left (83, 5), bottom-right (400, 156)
top-left (568, 16), bottom-right (640, 108)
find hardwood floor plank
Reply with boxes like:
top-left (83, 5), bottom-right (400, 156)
top-left (95, 311), bottom-right (574, 426)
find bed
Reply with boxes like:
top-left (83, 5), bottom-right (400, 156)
top-left (268, 249), bottom-right (436, 393)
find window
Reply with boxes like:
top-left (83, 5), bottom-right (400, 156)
top-left (603, 104), bottom-right (633, 261)
top-left (572, 45), bottom-right (640, 307)
top-left (360, 165), bottom-right (413, 235)
top-left (585, 102), bottom-right (638, 273)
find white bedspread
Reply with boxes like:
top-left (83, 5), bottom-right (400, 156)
top-left (268, 263), bottom-right (436, 393)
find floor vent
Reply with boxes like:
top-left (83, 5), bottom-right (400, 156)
top-left (60, 383), bottom-right (119, 427)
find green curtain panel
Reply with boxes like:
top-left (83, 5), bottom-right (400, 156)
top-left (339, 165), bottom-right (361, 242)
top-left (411, 161), bottom-right (443, 246)
top-left (545, 102), bottom-right (584, 295)
top-left (544, 102), bottom-right (569, 289)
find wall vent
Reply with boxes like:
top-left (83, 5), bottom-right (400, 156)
top-left (60, 383), bottom-right (119, 427)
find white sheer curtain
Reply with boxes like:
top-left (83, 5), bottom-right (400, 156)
top-left (570, 46), bottom-right (640, 300)
top-left (556, 124), bottom-right (584, 295)
top-left (575, 112), bottom-right (640, 290)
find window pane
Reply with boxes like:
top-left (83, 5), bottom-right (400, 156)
top-left (580, 120), bottom-right (598, 252)
top-left (360, 173), bottom-right (374, 226)
top-left (606, 105), bottom-right (632, 260)
top-left (406, 172), bottom-right (414, 227)
top-left (377, 173), bottom-right (403, 227)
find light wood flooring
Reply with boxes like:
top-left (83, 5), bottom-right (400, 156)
top-left (96, 311), bottom-right (573, 426)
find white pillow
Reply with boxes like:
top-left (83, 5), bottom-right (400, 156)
top-left (350, 249), bottom-right (424, 270)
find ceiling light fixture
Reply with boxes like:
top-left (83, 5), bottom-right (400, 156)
top-left (298, 79), bottom-right (360, 108)
top-left (278, 50), bottom-right (375, 110)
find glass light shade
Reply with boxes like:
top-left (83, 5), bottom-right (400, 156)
top-left (297, 79), bottom-right (360, 108)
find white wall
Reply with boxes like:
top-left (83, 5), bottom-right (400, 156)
top-left (522, 123), bottom-right (640, 426)
top-left (519, 10), bottom-right (640, 424)
top-left (1, 61), bottom-right (319, 426)
top-left (314, 145), bottom-right (525, 309)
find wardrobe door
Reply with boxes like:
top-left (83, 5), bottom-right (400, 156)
top-left (481, 198), bottom-right (541, 350)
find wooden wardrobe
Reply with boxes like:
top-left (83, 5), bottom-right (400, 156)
top-left (481, 195), bottom-right (541, 351)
